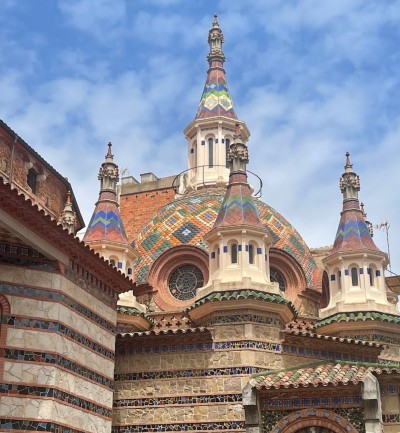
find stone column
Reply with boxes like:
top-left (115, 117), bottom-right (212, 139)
top-left (362, 371), bottom-right (383, 433)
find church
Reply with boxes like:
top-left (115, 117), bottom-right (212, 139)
top-left (0, 15), bottom-right (399, 433)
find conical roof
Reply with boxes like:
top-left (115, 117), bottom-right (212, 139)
top-left (212, 126), bottom-right (264, 231)
top-left (84, 143), bottom-right (129, 245)
top-left (195, 15), bottom-right (237, 120)
top-left (330, 153), bottom-right (379, 254)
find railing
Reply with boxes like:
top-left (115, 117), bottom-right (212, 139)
top-left (172, 165), bottom-right (263, 198)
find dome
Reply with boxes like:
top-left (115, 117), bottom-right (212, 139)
top-left (132, 190), bottom-right (317, 290)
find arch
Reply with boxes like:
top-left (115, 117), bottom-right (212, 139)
top-left (350, 265), bottom-right (359, 287)
top-left (109, 255), bottom-right (119, 267)
top-left (227, 239), bottom-right (239, 265)
top-left (269, 248), bottom-right (308, 308)
top-left (148, 245), bottom-right (209, 311)
top-left (268, 408), bottom-right (360, 433)
top-left (208, 137), bottom-right (214, 168)
top-left (320, 270), bottom-right (330, 309)
top-left (368, 263), bottom-right (377, 287)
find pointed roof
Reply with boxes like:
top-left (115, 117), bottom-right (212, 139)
top-left (84, 142), bottom-right (129, 245)
top-left (195, 14), bottom-right (237, 120)
top-left (331, 153), bottom-right (379, 254)
top-left (212, 125), bottom-right (264, 231)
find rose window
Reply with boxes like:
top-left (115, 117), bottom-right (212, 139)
top-left (270, 268), bottom-right (286, 292)
top-left (168, 265), bottom-right (204, 301)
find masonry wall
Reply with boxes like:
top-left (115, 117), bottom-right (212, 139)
top-left (113, 312), bottom-right (308, 432)
top-left (0, 126), bottom-right (71, 225)
top-left (119, 187), bottom-right (175, 241)
top-left (0, 262), bottom-right (117, 433)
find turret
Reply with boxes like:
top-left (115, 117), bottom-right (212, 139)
top-left (317, 153), bottom-right (398, 346)
top-left (187, 125), bottom-right (295, 327)
top-left (83, 142), bottom-right (136, 279)
top-left (182, 15), bottom-right (250, 193)
top-left (59, 191), bottom-right (77, 235)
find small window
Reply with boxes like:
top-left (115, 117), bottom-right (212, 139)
top-left (109, 259), bottom-right (116, 266)
top-left (248, 244), bottom-right (254, 264)
top-left (208, 138), bottom-right (214, 168)
top-left (351, 267), bottom-right (358, 286)
top-left (369, 268), bottom-right (374, 286)
top-left (225, 139), bottom-right (230, 168)
top-left (231, 243), bottom-right (238, 264)
top-left (337, 271), bottom-right (342, 291)
top-left (27, 168), bottom-right (37, 193)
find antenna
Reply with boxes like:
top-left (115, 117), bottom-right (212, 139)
top-left (121, 167), bottom-right (129, 177)
top-left (375, 221), bottom-right (391, 271)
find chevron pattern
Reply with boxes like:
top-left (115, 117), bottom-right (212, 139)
top-left (195, 68), bottom-right (237, 119)
top-left (331, 209), bottom-right (379, 253)
top-left (85, 201), bottom-right (128, 244)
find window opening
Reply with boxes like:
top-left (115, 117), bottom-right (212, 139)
top-left (225, 139), bottom-right (230, 168)
top-left (270, 268), bottom-right (286, 292)
top-left (208, 138), bottom-right (214, 168)
top-left (231, 243), bottom-right (238, 264)
top-left (27, 168), bottom-right (37, 193)
top-left (351, 267), bottom-right (358, 286)
top-left (168, 265), bottom-right (204, 301)
top-left (248, 244), bottom-right (254, 264)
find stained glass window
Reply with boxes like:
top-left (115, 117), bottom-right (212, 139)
top-left (270, 267), bottom-right (286, 291)
top-left (168, 265), bottom-right (204, 300)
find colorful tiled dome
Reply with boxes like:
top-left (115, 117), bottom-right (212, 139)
top-left (132, 190), bottom-right (317, 286)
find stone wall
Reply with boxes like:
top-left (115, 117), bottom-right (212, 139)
top-left (0, 263), bottom-right (117, 433)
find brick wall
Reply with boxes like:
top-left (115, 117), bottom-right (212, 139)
top-left (0, 125), bottom-right (70, 225)
top-left (119, 187), bottom-right (175, 242)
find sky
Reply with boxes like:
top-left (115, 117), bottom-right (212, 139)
top-left (1, 0), bottom-right (400, 274)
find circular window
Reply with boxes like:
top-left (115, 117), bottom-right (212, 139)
top-left (168, 265), bottom-right (204, 300)
top-left (270, 267), bottom-right (286, 292)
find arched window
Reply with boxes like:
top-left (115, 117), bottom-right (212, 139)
top-left (337, 270), bottom-right (342, 291)
top-left (231, 243), bottom-right (238, 264)
top-left (368, 265), bottom-right (375, 287)
top-left (270, 268), bottom-right (286, 292)
top-left (351, 267), bottom-right (358, 286)
top-left (248, 244), bottom-right (255, 264)
top-left (27, 168), bottom-right (37, 193)
top-left (109, 259), bottom-right (116, 266)
top-left (208, 138), bottom-right (214, 168)
top-left (225, 138), bottom-right (231, 168)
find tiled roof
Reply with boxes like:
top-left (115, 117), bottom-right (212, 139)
top-left (0, 176), bottom-right (135, 294)
top-left (84, 191), bottom-right (128, 244)
top-left (331, 202), bottom-right (379, 254)
top-left (254, 363), bottom-right (366, 389)
top-left (195, 68), bottom-right (237, 120)
top-left (253, 361), bottom-right (400, 390)
top-left (117, 306), bottom-right (155, 325)
top-left (314, 311), bottom-right (400, 329)
top-left (213, 173), bottom-right (264, 230)
top-left (117, 327), bottom-right (208, 337)
top-left (132, 190), bottom-right (317, 286)
top-left (186, 289), bottom-right (297, 315)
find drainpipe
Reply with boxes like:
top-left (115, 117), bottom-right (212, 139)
top-left (9, 134), bottom-right (18, 186)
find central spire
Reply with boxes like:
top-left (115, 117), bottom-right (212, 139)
top-left (195, 14), bottom-right (237, 119)
top-left (182, 15), bottom-right (250, 193)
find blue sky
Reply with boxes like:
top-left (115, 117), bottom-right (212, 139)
top-left (2, 0), bottom-right (400, 273)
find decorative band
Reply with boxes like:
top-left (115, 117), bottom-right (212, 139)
top-left (3, 349), bottom-right (113, 389)
top-left (111, 421), bottom-right (245, 432)
top-left (115, 366), bottom-right (260, 381)
top-left (0, 418), bottom-right (86, 432)
top-left (114, 393), bottom-right (242, 407)
top-left (5, 316), bottom-right (114, 359)
top-left (0, 384), bottom-right (112, 418)
top-left (0, 283), bottom-right (115, 332)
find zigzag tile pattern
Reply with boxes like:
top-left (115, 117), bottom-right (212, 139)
top-left (85, 195), bottom-right (128, 244)
top-left (195, 68), bottom-right (237, 119)
top-left (214, 175), bottom-right (264, 229)
top-left (131, 191), bottom-right (317, 287)
top-left (331, 208), bottom-right (378, 253)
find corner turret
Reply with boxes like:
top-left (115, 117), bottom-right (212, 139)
top-left (84, 142), bottom-right (136, 279)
